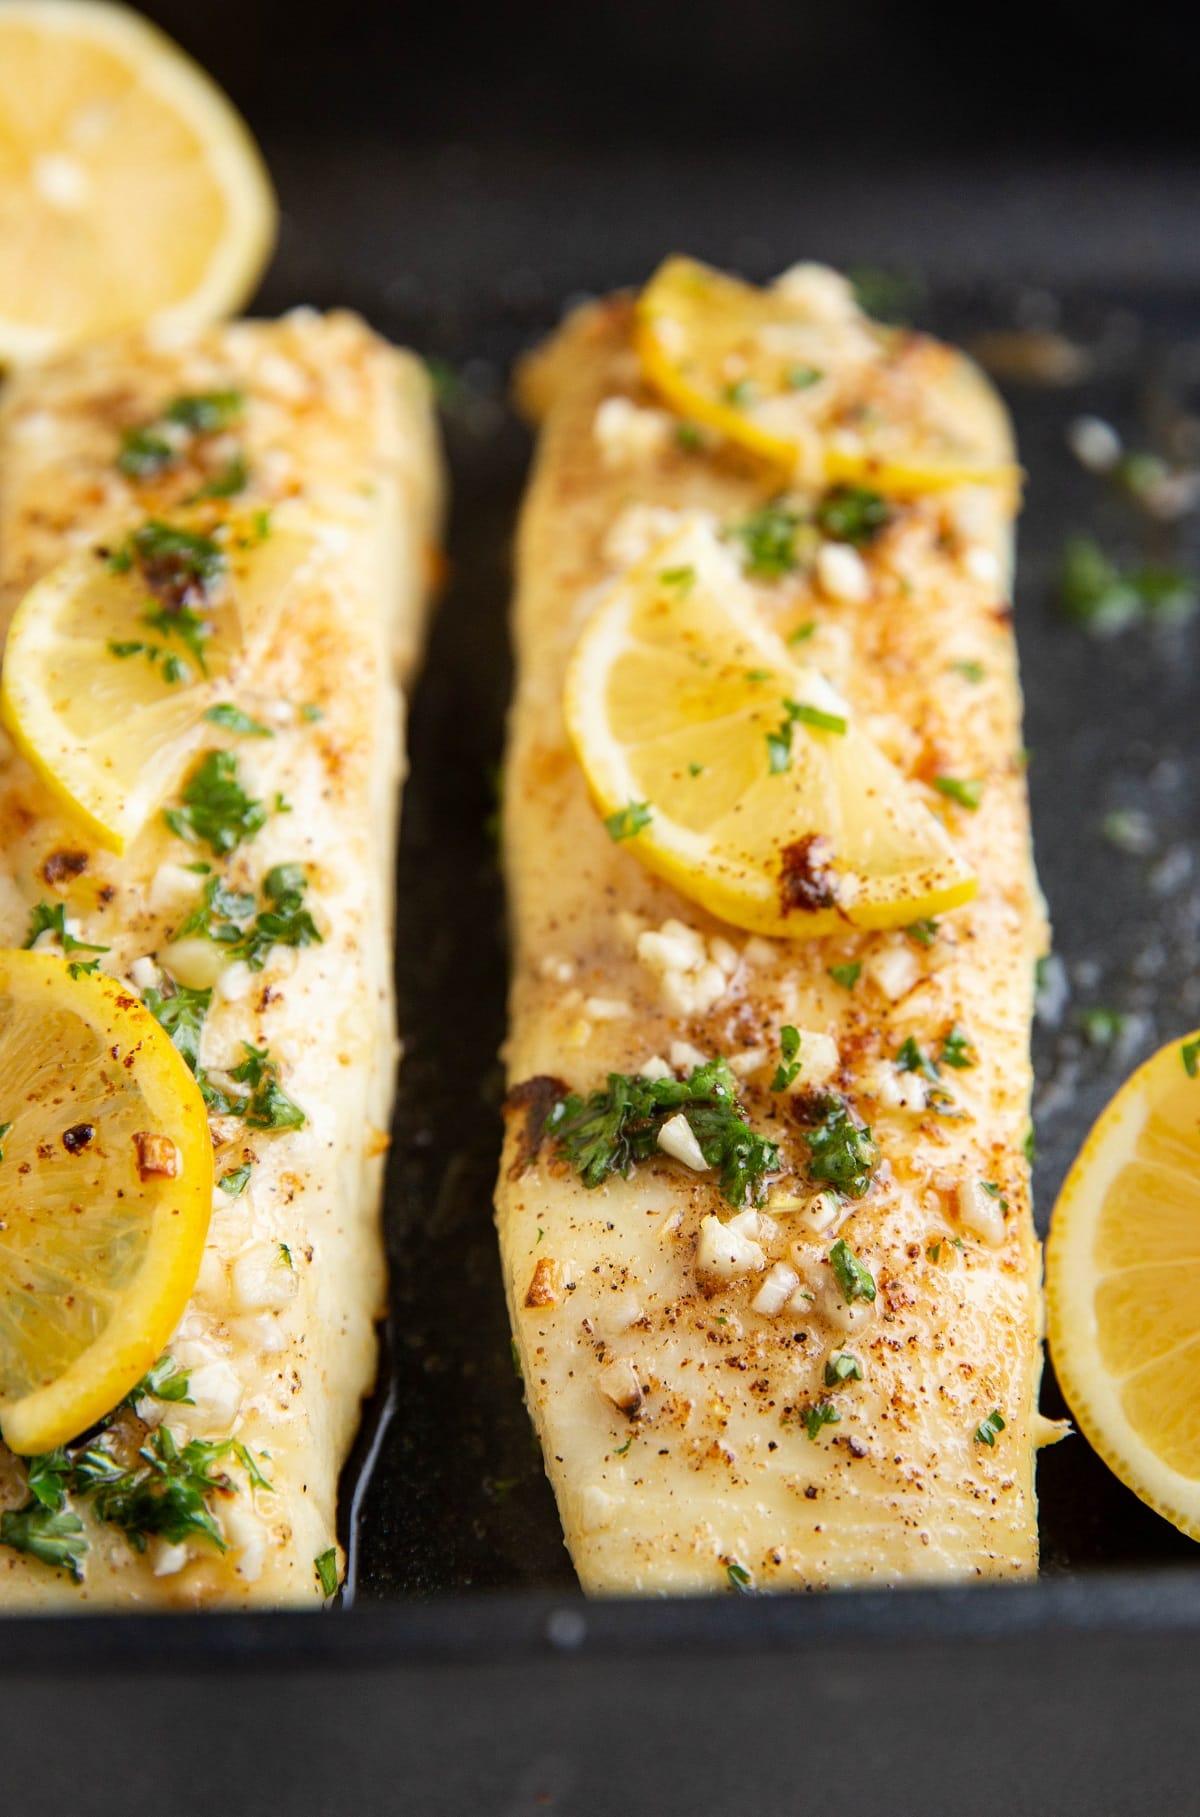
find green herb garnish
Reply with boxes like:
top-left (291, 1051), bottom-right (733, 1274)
top-left (0, 1504), bottom-right (86, 1581)
top-left (604, 800), bottom-right (653, 842)
top-left (815, 484), bottom-right (890, 548)
top-left (219, 1163), bottom-right (253, 1196)
top-left (164, 749), bottom-right (267, 855)
top-left (828, 962), bottom-right (861, 991)
top-left (734, 502), bottom-right (802, 578)
top-left (767, 696), bottom-right (847, 771)
top-left (933, 775), bottom-right (983, 811)
top-left (315, 1547), bottom-right (339, 1597)
top-left (806, 1401), bottom-right (841, 1440)
top-left (974, 1409), bottom-right (1006, 1447)
top-left (770, 1025), bottom-right (802, 1093)
top-left (939, 1024), bottom-right (975, 1069)
top-left (798, 1095), bottom-right (880, 1200)
top-left (1183, 1038), bottom-right (1200, 1079)
top-left (950, 659), bottom-right (985, 683)
top-left (906, 918), bottom-right (939, 948)
top-left (1079, 1007), bottom-right (1127, 1047)
top-left (824, 1352), bottom-right (863, 1386)
top-left (23, 902), bottom-right (109, 971)
top-left (1058, 537), bottom-right (1197, 634)
top-left (227, 1042), bottom-right (306, 1132)
top-left (828, 1236), bottom-right (876, 1305)
top-left (725, 1561), bottom-right (753, 1592)
top-left (659, 565), bottom-right (695, 594)
top-left (547, 1057), bottom-right (778, 1209)
top-left (143, 979), bottom-right (211, 1076)
top-left (204, 702), bottom-right (274, 737)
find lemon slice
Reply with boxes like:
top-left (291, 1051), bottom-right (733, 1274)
top-left (564, 518), bottom-right (976, 937)
top-left (0, 0), bottom-right (276, 361)
top-left (633, 255), bottom-right (1018, 495)
top-left (0, 517), bottom-right (314, 853)
top-left (1046, 1031), bottom-right (1200, 1541)
top-left (0, 951), bottom-right (212, 1455)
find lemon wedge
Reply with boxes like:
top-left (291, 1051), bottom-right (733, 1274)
top-left (0, 516), bottom-right (314, 853)
top-left (0, 951), bottom-right (212, 1455)
top-left (634, 255), bottom-right (1018, 496)
top-left (1046, 1030), bottom-right (1200, 1542)
top-left (0, 0), bottom-right (276, 361)
top-left (563, 518), bottom-right (976, 938)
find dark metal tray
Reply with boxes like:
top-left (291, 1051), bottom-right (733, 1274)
top-left (5, 148), bottom-right (1200, 1813)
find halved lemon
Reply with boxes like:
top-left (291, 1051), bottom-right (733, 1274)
top-left (633, 255), bottom-right (1018, 496)
top-left (1046, 1031), bottom-right (1200, 1541)
top-left (0, 951), bottom-right (212, 1455)
top-left (0, 517), bottom-right (314, 853)
top-left (564, 517), bottom-right (976, 937)
top-left (0, 0), bottom-right (276, 361)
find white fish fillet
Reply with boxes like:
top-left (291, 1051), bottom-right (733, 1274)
top-left (497, 275), bottom-right (1047, 1594)
top-left (0, 309), bottom-right (442, 1606)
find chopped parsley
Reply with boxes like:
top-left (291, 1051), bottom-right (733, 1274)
top-left (1058, 537), bottom-right (1197, 635)
top-left (950, 659), bottom-right (986, 683)
top-left (768, 696), bottom-right (847, 772)
top-left (1023, 1124), bottom-right (1037, 1166)
top-left (143, 978), bottom-right (211, 1076)
top-left (723, 379), bottom-right (755, 409)
top-left (546, 1057), bottom-right (778, 1209)
top-left (829, 1237), bottom-right (877, 1305)
top-left (939, 1024), bottom-right (976, 1069)
top-left (806, 1401), bottom-right (841, 1440)
top-left (613, 1434), bottom-right (634, 1456)
top-left (733, 501), bottom-right (802, 578)
top-left (187, 451), bottom-right (249, 502)
top-left (934, 775), bottom-right (983, 811)
top-left (974, 1409), bottom-right (1006, 1447)
top-left (815, 484), bottom-right (890, 548)
top-left (23, 902), bottom-right (109, 976)
top-left (824, 1352), bottom-right (863, 1386)
top-left (112, 520), bottom-right (227, 614)
top-left (300, 702), bottom-right (324, 723)
top-left (108, 634), bottom-right (196, 687)
top-left (604, 800), bottom-right (653, 842)
top-left (1183, 1038), bottom-right (1200, 1080)
top-left (173, 865), bottom-right (320, 972)
top-left (315, 1547), bottom-right (339, 1597)
top-left (219, 1163), bottom-right (253, 1196)
top-left (787, 364), bottom-right (823, 390)
top-left (164, 749), bottom-right (267, 854)
top-left (131, 1355), bottom-right (194, 1406)
top-left (204, 702), bottom-right (274, 737)
top-left (906, 918), bottom-right (939, 948)
top-left (725, 1561), bottom-right (753, 1593)
top-left (896, 1035), bottom-right (940, 1083)
top-left (788, 620), bottom-right (816, 645)
top-left (1078, 1007), bottom-right (1127, 1047)
top-left (164, 391), bottom-right (244, 434)
top-left (0, 1121), bottom-right (11, 1162)
top-left (770, 1025), bottom-right (802, 1092)
top-left (117, 426), bottom-right (174, 479)
top-left (0, 1504), bottom-right (86, 1581)
top-left (797, 1095), bottom-right (880, 1199)
top-left (828, 961), bottom-right (861, 991)
top-left (675, 422), bottom-right (703, 453)
top-left (226, 1042), bottom-right (306, 1131)
top-left (658, 565), bottom-right (695, 594)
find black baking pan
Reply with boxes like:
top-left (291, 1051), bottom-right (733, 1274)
top-left (5, 6), bottom-right (1200, 1809)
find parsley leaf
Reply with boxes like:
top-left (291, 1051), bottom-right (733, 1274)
top-left (164, 391), bottom-right (244, 433)
top-left (1183, 1038), bottom-right (1200, 1080)
top-left (906, 918), bottom-right (939, 948)
top-left (725, 1561), bottom-right (753, 1593)
top-left (828, 1236), bottom-right (877, 1305)
top-left (120, 520), bottom-right (227, 613)
top-left (974, 1408), bottom-right (1006, 1447)
top-left (0, 1504), bottom-right (86, 1581)
top-left (315, 1547), bottom-right (339, 1597)
top-left (604, 800), bottom-right (653, 842)
top-left (828, 961), bottom-right (861, 991)
top-left (547, 1058), bottom-right (778, 1208)
top-left (219, 1163), bottom-right (254, 1196)
top-left (1079, 1007), bottom-right (1127, 1047)
top-left (939, 1024), bottom-right (976, 1069)
top-left (824, 1352), bottom-right (863, 1386)
top-left (133, 1355), bottom-right (194, 1406)
top-left (203, 702), bottom-right (273, 738)
top-left (767, 696), bottom-right (847, 772)
top-left (187, 451), bottom-right (249, 502)
top-left (770, 1025), bottom-right (802, 1093)
top-left (143, 979), bottom-right (211, 1075)
top-left (815, 485), bottom-right (890, 548)
top-left (806, 1400), bottom-right (841, 1440)
top-left (23, 902), bottom-right (109, 964)
top-left (896, 1036), bottom-right (940, 1083)
top-left (734, 502), bottom-right (802, 578)
top-left (658, 565), bottom-right (695, 594)
top-left (934, 775), bottom-right (983, 811)
top-left (228, 1042), bottom-right (306, 1131)
top-left (0, 1120), bottom-right (12, 1162)
top-left (950, 659), bottom-right (986, 683)
top-left (117, 427), bottom-right (175, 479)
top-left (174, 864), bottom-right (320, 971)
top-left (797, 1094), bottom-right (880, 1200)
top-left (1058, 537), bottom-right (1197, 635)
top-left (164, 750), bottom-right (267, 855)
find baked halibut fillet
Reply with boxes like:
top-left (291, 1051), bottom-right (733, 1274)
top-left (0, 310), bottom-right (441, 1606)
top-left (497, 264), bottom-right (1047, 1594)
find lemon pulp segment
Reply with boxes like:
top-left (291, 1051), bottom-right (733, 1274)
top-left (634, 255), bottom-right (1018, 495)
top-left (0, 952), bottom-right (213, 1455)
top-left (563, 518), bottom-right (976, 938)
